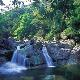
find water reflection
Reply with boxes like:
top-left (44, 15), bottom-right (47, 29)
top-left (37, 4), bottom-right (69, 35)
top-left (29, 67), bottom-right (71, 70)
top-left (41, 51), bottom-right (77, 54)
top-left (0, 64), bottom-right (80, 80)
top-left (0, 75), bottom-right (67, 80)
top-left (43, 75), bottom-right (55, 80)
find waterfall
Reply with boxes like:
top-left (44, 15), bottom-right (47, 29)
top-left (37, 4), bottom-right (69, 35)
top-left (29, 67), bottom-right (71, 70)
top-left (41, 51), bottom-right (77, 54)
top-left (42, 45), bottom-right (54, 67)
top-left (0, 45), bottom-right (27, 74)
top-left (11, 45), bottom-right (26, 66)
top-left (17, 45), bottom-right (21, 50)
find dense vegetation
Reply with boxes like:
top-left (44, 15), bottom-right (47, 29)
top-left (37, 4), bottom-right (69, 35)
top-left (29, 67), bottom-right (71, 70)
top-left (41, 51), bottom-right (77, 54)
top-left (0, 0), bottom-right (80, 41)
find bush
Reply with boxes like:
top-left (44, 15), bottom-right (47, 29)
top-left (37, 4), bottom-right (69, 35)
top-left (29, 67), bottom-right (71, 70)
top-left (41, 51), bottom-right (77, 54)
top-left (45, 31), bottom-right (54, 40)
top-left (61, 27), bottom-right (77, 39)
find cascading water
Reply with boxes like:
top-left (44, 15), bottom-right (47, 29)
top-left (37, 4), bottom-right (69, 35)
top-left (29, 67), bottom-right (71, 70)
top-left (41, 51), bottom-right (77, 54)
top-left (0, 45), bottom-right (27, 74)
top-left (42, 45), bottom-right (54, 67)
top-left (11, 45), bottom-right (26, 66)
top-left (17, 45), bottom-right (21, 50)
top-left (0, 42), bottom-right (55, 74)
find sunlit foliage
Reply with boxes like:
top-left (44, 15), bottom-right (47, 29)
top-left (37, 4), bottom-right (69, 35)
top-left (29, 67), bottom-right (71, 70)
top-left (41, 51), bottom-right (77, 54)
top-left (0, 0), bottom-right (80, 41)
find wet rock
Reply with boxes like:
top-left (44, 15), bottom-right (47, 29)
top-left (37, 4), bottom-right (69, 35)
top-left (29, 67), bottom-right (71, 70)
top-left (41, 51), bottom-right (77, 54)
top-left (24, 41), bottom-right (45, 67)
top-left (0, 57), bottom-right (6, 65)
top-left (0, 50), bottom-right (13, 61)
top-left (4, 50), bottom-right (14, 61)
top-left (29, 50), bottom-right (46, 66)
top-left (17, 41), bottom-right (45, 67)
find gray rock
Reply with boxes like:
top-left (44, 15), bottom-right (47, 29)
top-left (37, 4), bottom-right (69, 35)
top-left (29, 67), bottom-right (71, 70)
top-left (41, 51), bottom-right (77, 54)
top-left (46, 42), bottom-right (71, 65)
top-left (0, 57), bottom-right (6, 65)
top-left (70, 45), bottom-right (80, 64)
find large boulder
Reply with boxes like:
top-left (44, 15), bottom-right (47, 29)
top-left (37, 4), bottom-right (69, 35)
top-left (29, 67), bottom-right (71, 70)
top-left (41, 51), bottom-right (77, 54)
top-left (69, 45), bottom-right (80, 64)
top-left (46, 41), bottom-right (72, 65)
top-left (17, 41), bottom-right (45, 67)
top-left (32, 50), bottom-right (46, 66)
top-left (0, 38), bottom-right (16, 50)
top-left (25, 50), bottom-right (46, 67)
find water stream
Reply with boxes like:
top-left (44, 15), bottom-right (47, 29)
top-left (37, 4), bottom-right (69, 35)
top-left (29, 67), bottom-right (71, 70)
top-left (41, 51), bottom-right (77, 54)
top-left (42, 45), bottom-right (54, 67)
top-left (0, 43), bottom-right (79, 80)
top-left (0, 43), bottom-right (54, 74)
top-left (0, 45), bottom-right (27, 74)
top-left (11, 46), bottom-right (26, 66)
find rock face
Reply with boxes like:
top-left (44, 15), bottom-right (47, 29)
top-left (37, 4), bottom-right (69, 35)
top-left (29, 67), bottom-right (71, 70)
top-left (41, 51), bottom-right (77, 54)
top-left (0, 50), bottom-right (14, 61)
top-left (46, 41), bottom-right (72, 65)
top-left (46, 40), bottom-right (80, 65)
top-left (13, 40), bottom-right (80, 66)
top-left (24, 50), bottom-right (45, 67)
top-left (69, 45), bottom-right (80, 64)
top-left (12, 40), bottom-right (80, 67)
top-left (0, 38), bottom-right (16, 50)
top-left (16, 41), bottom-right (46, 67)
top-left (1, 37), bottom-right (80, 67)
top-left (0, 57), bottom-right (6, 65)
top-left (29, 50), bottom-right (45, 66)
top-left (0, 38), bottom-right (16, 64)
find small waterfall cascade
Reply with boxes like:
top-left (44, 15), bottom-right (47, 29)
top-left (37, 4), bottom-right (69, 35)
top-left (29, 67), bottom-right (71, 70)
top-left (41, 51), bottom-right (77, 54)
top-left (11, 45), bottom-right (26, 66)
top-left (17, 45), bottom-right (21, 50)
top-left (42, 45), bottom-right (54, 67)
top-left (0, 45), bottom-right (27, 74)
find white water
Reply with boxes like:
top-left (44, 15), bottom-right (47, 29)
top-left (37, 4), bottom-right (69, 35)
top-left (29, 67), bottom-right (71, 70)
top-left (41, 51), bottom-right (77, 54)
top-left (42, 45), bottom-right (54, 67)
top-left (0, 43), bottom-right (55, 74)
top-left (0, 62), bottom-right (26, 74)
top-left (17, 45), bottom-right (21, 50)
top-left (11, 46), bottom-right (26, 66)
top-left (0, 45), bottom-right (27, 74)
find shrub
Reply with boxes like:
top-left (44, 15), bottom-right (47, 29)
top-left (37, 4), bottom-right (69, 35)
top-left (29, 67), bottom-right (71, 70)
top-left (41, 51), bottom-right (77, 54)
top-left (61, 27), bottom-right (77, 39)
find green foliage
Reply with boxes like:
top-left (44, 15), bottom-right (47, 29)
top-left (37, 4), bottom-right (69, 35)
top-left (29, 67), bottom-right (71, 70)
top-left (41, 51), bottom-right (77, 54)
top-left (61, 27), bottom-right (77, 39)
top-left (13, 13), bottom-right (33, 39)
top-left (45, 31), bottom-right (54, 40)
top-left (0, 0), bottom-right (80, 41)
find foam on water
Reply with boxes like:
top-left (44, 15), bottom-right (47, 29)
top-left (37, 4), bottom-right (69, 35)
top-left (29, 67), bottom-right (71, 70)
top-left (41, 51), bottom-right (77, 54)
top-left (42, 45), bottom-right (55, 67)
top-left (0, 62), bottom-right (27, 74)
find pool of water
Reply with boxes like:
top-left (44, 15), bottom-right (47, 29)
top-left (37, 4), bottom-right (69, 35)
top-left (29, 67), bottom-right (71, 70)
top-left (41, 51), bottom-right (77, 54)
top-left (0, 64), bottom-right (80, 80)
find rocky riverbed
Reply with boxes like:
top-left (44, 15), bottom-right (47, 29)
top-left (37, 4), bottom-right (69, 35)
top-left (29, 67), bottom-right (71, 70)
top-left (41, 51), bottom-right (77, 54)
top-left (0, 38), bottom-right (80, 67)
top-left (46, 40), bottom-right (80, 65)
